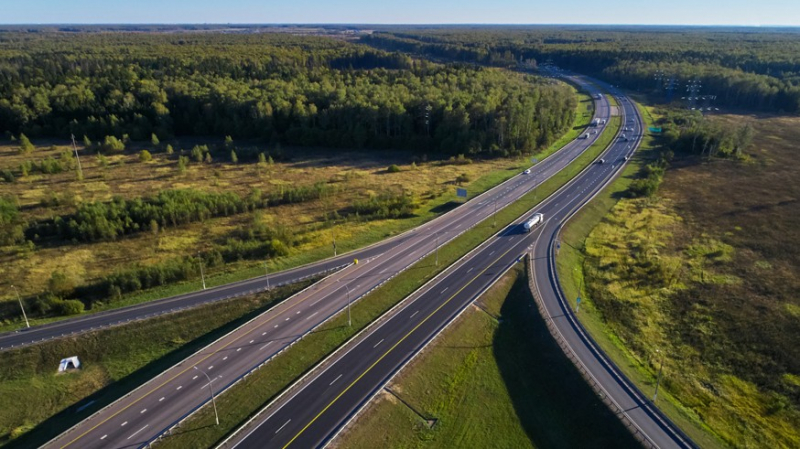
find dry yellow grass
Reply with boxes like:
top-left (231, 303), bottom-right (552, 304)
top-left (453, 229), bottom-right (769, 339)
top-left (0, 140), bottom-right (518, 301)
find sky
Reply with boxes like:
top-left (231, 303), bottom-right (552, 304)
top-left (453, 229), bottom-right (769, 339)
top-left (3, 0), bottom-right (799, 26)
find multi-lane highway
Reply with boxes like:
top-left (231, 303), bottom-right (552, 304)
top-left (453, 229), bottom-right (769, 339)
top-left (222, 84), bottom-right (693, 449)
top-left (531, 84), bottom-right (695, 449)
top-left (44, 76), bottom-right (611, 449)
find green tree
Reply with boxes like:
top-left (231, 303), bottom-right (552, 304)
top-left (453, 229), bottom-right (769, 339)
top-left (48, 270), bottom-right (76, 296)
top-left (102, 135), bottom-right (125, 152)
top-left (230, 150), bottom-right (238, 164)
top-left (151, 133), bottom-right (160, 147)
top-left (83, 135), bottom-right (93, 149)
top-left (165, 144), bottom-right (174, 155)
top-left (177, 155), bottom-right (188, 174)
top-left (18, 133), bottom-right (34, 154)
top-left (139, 149), bottom-right (153, 162)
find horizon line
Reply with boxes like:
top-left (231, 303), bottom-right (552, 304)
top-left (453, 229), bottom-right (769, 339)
top-left (2, 22), bottom-right (800, 28)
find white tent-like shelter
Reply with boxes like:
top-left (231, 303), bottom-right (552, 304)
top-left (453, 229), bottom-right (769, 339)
top-left (58, 356), bottom-right (81, 372)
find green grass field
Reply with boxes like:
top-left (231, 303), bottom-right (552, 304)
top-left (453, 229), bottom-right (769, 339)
top-left (556, 102), bottom-right (800, 448)
top-left (0, 280), bottom-right (313, 448)
top-left (333, 264), bottom-right (638, 449)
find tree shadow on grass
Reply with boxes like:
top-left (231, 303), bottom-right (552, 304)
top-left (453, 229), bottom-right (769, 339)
top-left (492, 273), bottom-right (640, 449)
top-left (428, 201), bottom-right (460, 214)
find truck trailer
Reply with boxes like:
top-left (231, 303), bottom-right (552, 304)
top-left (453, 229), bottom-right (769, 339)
top-left (523, 213), bottom-right (544, 232)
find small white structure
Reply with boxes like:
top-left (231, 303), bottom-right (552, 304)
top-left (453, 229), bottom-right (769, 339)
top-left (58, 356), bottom-right (81, 372)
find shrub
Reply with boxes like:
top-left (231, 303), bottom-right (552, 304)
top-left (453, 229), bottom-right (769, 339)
top-left (102, 135), bottom-right (125, 153)
top-left (387, 164), bottom-right (401, 173)
top-left (1, 169), bottom-right (14, 183)
top-left (56, 299), bottom-right (85, 316)
top-left (139, 150), bottom-right (153, 162)
top-left (18, 133), bottom-right (34, 154)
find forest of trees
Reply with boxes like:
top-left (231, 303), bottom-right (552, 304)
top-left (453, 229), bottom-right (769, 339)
top-left (0, 32), bottom-right (576, 157)
top-left (361, 27), bottom-right (800, 113)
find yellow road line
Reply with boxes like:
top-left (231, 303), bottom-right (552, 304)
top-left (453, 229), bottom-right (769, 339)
top-left (282, 240), bottom-right (520, 448)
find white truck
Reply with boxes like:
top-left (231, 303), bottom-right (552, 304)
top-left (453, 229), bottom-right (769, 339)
top-left (591, 118), bottom-right (600, 126)
top-left (523, 213), bottom-right (544, 232)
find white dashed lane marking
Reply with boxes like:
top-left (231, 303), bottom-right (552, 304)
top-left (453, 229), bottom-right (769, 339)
top-left (276, 419), bottom-right (292, 434)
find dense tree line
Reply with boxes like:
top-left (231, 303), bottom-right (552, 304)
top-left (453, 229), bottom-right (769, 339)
top-left (0, 32), bottom-right (575, 156)
top-left (26, 185), bottom-right (334, 243)
top-left (362, 27), bottom-right (800, 113)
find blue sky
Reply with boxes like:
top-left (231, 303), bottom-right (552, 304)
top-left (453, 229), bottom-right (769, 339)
top-left (3, 0), bottom-right (799, 26)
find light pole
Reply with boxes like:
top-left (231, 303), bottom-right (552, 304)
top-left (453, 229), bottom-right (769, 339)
top-left (264, 257), bottom-right (270, 290)
top-left (333, 235), bottom-right (337, 257)
top-left (11, 285), bottom-right (30, 328)
top-left (194, 366), bottom-right (219, 425)
top-left (344, 284), bottom-right (352, 327)
top-left (198, 255), bottom-right (206, 290)
top-left (435, 232), bottom-right (439, 266)
top-left (493, 197), bottom-right (497, 228)
top-left (653, 349), bottom-right (664, 402)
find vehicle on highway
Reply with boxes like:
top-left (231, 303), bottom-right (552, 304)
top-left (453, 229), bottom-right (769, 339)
top-left (523, 213), bottom-right (544, 232)
top-left (523, 169), bottom-right (531, 174)
top-left (598, 158), bottom-right (605, 164)
top-left (624, 155), bottom-right (629, 161)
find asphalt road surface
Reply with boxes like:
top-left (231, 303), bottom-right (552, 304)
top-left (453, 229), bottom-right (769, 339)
top-left (530, 83), bottom-right (695, 449)
top-left (224, 84), bottom-right (693, 449)
top-left (45, 76), bottom-right (610, 449)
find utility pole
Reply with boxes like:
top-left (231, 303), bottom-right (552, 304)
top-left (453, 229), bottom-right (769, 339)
top-left (70, 134), bottom-right (83, 179)
top-left (11, 285), bottom-right (30, 328)
top-left (333, 235), bottom-right (337, 257)
top-left (199, 255), bottom-right (206, 290)
top-left (194, 366), bottom-right (219, 425)
top-left (653, 349), bottom-right (664, 402)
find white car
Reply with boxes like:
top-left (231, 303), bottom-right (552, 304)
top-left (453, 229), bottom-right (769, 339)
top-left (523, 169), bottom-right (531, 175)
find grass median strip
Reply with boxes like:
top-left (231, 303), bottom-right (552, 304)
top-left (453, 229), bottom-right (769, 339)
top-left (153, 107), bottom-right (621, 449)
top-left (332, 263), bottom-right (638, 449)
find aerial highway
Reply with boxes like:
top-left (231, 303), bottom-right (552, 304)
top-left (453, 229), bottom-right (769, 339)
top-left (1, 252), bottom-right (354, 351)
top-left (530, 83), bottom-right (696, 449)
top-left (221, 84), bottom-right (692, 449)
top-left (44, 76), bottom-right (611, 449)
